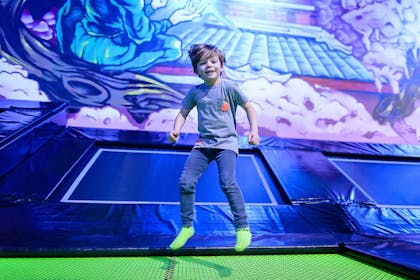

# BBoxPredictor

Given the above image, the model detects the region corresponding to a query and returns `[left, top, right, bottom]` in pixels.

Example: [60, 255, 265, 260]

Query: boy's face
[196, 55, 223, 85]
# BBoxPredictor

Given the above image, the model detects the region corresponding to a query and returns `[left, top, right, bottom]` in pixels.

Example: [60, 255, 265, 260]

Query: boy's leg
[215, 150, 252, 252]
[170, 148, 209, 250]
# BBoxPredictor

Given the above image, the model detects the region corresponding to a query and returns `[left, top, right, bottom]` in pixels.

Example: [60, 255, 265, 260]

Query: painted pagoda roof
[169, 20, 373, 83]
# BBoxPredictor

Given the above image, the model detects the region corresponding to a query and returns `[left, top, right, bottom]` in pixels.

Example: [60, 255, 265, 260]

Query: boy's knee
[219, 173, 237, 190]
[180, 178, 196, 194]
[180, 185, 195, 195]
[220, 182, 239, 193]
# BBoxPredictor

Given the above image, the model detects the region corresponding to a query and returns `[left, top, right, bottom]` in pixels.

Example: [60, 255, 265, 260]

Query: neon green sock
[235, 228, 252, 252]
[169, 227, 195, 250]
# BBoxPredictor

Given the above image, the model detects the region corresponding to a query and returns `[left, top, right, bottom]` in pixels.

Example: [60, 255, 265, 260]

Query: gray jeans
[179, 148, 248, 229]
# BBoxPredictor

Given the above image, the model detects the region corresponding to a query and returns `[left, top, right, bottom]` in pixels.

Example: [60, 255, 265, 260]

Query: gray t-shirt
[182, 79, 248, 154]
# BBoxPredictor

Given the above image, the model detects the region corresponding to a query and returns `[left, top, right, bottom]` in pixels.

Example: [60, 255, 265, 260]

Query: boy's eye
[198, 57, 219, 65]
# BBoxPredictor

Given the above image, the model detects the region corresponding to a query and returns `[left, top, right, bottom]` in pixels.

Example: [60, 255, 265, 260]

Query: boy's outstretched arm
[169, 108, 190, 143]
[241, 102, 260, 145]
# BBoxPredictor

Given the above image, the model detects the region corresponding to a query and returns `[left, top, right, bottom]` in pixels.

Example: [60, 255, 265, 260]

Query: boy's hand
[248, 132, 260, 146]
[169, 131, 179, 143]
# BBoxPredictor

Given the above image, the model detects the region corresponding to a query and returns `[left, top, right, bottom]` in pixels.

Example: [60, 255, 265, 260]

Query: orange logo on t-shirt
[221, 101, 229, 112]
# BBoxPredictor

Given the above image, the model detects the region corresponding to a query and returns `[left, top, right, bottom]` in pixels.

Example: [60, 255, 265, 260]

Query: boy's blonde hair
[188, 44, 226, 75]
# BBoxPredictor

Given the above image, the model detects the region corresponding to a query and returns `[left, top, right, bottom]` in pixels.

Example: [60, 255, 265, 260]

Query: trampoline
[59, 148, 281, 206]
[0, 100, 419, 279]
[0, 254, 406, 280]
[329, 157, 420, 208]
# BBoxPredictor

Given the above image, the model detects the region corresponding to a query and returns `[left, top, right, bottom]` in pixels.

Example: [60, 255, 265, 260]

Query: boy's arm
[169, 108, 190, 143]
[241, 101, 260, 145]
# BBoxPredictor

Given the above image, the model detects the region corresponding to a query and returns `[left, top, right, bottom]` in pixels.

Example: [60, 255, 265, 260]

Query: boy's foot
[235, 228, 252, 252]
[169, 227, 195, 250]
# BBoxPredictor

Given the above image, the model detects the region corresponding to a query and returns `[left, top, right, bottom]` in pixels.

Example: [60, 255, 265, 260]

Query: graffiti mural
[1, 0, 419, 144]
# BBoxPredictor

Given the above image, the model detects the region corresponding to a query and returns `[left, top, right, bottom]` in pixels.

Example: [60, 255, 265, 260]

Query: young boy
[168, 43, 259, 252]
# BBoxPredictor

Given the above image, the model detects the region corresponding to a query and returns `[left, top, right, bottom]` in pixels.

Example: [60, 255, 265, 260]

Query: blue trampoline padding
[0, 137, 93, 200]
[0, 99, 65, 144]
[331, 158, 420, 206]
[345, 205, 420, 235]
[345, 241, 420, 274]
[0, 201, 355, 254]
[259, 148, 371, 203]
[0, 101, 68, 178]
[71, 126, 420, 158]
[61, 148, 283, 205]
